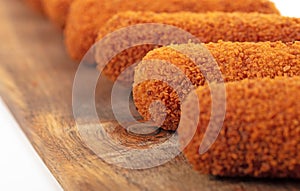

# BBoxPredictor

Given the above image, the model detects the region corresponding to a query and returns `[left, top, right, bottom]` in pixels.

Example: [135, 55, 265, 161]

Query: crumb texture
[133, 42, 300, 130]
[97, 11, 299, 83]
[182, 77, 300, 178]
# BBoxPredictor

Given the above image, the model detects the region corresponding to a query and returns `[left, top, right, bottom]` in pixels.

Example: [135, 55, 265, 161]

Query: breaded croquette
[65, 0, 279, 61]
[24, 0, 44, 13]
[133, 41, 300, 131]
[97, 11, 300, 83]
[43, 0, 73, 28]
[181, 77, 300, 178]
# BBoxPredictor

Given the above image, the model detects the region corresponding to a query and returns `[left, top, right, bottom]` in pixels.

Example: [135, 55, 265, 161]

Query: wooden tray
[0, 0, 299, 190]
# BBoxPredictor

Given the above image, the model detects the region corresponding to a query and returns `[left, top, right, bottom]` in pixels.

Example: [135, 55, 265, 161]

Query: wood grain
[0, 0, 299, 190]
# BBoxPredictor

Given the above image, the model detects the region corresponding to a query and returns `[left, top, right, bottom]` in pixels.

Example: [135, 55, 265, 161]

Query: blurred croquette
[43, 0, 73, 28]
[24, 0, 44, 13]
[65, 0, 279, 61]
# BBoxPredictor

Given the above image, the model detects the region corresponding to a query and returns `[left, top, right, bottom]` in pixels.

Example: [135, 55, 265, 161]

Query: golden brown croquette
[181, 77, 300, 178]
[24, 0, 44, 13]
[42, 0, 73, 28]
[96, 11, 300, 83]
[65, 0, 279, 61]
[133, 41, 300, 131]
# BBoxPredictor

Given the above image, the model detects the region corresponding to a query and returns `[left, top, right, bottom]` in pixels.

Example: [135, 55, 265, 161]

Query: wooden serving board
[0, 0, 299, 190]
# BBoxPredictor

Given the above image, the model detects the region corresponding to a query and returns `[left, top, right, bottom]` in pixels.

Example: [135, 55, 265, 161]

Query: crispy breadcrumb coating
[65, 0, 279, 61]
[181, 77, 300, 178]
[42, 0, 73, 28]
[97, 11, 300, 83]
[24, 0, 44, 13]
[133, 41, 300, 131]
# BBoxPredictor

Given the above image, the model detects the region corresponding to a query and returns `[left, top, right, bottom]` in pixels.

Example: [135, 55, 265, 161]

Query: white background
[0, 1, 299, 191]
[0, 98, 62, 190]
[271, 0, 300, 17]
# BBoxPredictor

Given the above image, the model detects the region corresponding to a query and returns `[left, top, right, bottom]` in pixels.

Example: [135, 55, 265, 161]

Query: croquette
[180, 77, 300, 178]
[42, 0, 73, 28]
[65, 0, 279, 61]
[133, 41, 300, 131]
[96, 11, 300, 83]
[24, 0, 44, 13]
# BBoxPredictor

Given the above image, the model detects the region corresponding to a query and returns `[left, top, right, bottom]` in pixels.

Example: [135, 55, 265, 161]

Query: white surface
[0, 1, 299, 191]
[0, 98, 62, 191]
[272, 0, 300, 17]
